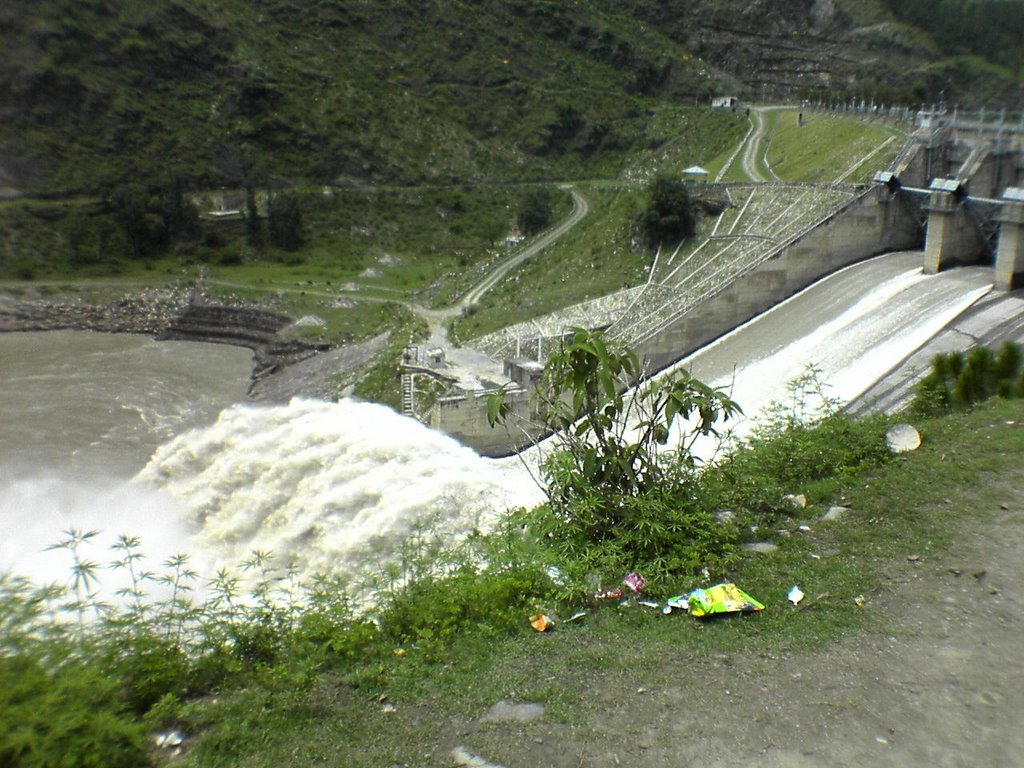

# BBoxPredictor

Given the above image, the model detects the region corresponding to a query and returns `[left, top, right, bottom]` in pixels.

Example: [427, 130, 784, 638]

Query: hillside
[2, 0, 1021, 198]
[0, 0, 722, 196]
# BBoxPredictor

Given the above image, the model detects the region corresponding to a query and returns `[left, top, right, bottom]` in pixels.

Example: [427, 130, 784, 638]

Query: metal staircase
[400, 373, 415, 417]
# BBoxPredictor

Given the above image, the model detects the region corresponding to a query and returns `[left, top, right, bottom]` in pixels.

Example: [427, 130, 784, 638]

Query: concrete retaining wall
[430, 387, 544, 458]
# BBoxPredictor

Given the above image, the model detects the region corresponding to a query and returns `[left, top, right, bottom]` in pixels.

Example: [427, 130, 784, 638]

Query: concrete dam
[417, 108, 1024, 456]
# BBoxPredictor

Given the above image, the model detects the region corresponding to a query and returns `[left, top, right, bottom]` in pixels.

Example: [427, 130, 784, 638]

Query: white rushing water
[673, 256, 993, 448]
[0, 254, 998, 590]
[134, 398, 545, 578]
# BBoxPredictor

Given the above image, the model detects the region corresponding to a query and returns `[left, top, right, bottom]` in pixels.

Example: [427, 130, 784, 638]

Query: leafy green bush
[378, 560, 555, 647]
[489, 328, 741, 591]
[370, 518, 555, 648]
[704, 366, 895, 523]
[0, 652, 153, 768]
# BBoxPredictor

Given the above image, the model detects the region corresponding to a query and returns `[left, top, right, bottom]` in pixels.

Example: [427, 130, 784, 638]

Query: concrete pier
[995, 188, 1024, 291]
[923, 178, 988, 273]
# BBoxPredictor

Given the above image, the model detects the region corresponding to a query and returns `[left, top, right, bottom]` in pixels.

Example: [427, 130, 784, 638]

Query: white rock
[886, 423, 921, 453]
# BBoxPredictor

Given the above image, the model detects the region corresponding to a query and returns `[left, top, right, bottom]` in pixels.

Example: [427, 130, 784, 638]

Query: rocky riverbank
[0, 285, 191, 336]
[0, 286, 346, 399]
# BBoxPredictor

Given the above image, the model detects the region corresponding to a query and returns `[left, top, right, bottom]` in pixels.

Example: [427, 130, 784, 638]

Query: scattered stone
[154, 731, 184, 749]
[784, 493, 807, 509]
[716, 509, 736, 525]
[480, 700, 545, 723]
[886, 423, 921, 453]
[822, 505, 850, 522]
[742, 542, 779, 554]
[290, 314, 326, 328]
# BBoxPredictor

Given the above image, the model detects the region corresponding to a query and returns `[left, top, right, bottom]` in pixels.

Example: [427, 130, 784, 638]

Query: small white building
[712, 95, 739, 109]
[683, 165, 709, 185]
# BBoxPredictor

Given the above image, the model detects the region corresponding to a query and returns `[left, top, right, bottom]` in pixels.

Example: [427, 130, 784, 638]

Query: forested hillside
[1, 0, 1021, 199]
[0, 0, 721, 196]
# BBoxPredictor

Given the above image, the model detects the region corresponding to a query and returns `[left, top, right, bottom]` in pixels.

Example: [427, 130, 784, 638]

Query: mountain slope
[0, 0, 717, 195]
[1, 0, 1020, 197]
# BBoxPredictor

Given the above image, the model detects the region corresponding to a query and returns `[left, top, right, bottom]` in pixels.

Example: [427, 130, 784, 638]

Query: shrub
[0, 649, 152, 768]
[704, 366, 895, 524]
[488, 328, 741, 590]
[913, 342, 1024, 415]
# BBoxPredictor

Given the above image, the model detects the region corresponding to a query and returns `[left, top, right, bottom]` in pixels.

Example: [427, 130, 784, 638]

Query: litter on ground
[687, 583, 765, 617]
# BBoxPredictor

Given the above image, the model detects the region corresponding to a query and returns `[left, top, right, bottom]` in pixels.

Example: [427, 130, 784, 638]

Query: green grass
[765, 108, 905, 183]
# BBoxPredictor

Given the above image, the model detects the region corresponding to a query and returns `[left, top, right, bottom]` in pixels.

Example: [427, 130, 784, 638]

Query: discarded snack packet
[623, 572, 646, 593]
[529, 614, 554, 632]
[687, 583, 764, 618]
[594, 588, 623, 600]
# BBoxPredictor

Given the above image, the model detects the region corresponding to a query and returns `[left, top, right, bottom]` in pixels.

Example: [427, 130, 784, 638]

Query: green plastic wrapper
[687, 583, 764, 617]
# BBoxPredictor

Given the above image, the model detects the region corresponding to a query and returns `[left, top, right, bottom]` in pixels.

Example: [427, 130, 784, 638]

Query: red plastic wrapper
[623, 572, 646, 593]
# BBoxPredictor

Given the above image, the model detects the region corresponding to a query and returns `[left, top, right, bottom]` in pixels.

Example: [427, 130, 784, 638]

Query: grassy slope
[178, 398, 1024, 767]
[764, 108, 904, 184]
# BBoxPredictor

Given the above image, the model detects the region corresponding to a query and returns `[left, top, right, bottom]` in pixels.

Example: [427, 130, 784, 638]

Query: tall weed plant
[489, 328, 742, 593]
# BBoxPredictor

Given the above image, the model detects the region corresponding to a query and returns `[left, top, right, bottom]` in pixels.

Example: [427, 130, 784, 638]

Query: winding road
[459, 188, 588, 310]
[414, 187, 589, 351]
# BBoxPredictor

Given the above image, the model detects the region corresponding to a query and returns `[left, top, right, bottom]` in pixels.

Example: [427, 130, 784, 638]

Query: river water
[0, 252, 997, 590]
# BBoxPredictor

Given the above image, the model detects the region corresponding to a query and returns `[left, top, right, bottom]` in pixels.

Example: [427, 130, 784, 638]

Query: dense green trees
[636, 175, 696, 251]
[268, 191, 305, 251]
[106, 176, 201, 260]
[516, 187, 554, 236]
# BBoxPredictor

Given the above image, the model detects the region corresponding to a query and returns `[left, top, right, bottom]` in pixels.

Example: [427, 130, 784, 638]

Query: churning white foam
[0, 475, 201, 595]
[135, 398, 544, 579]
